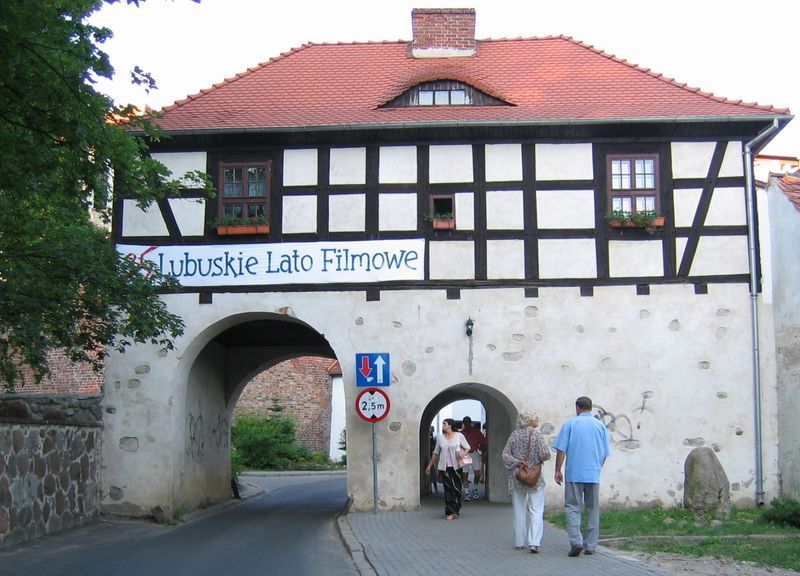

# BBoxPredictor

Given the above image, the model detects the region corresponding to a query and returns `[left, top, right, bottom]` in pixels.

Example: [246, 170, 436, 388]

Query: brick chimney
[411, 8, 476, 58]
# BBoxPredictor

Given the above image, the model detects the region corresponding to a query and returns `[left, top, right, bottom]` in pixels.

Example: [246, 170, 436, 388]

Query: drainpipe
[743, 118, 781, 506]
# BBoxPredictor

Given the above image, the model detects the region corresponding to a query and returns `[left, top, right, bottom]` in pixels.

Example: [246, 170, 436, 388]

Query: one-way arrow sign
[355, 353, 390, 387]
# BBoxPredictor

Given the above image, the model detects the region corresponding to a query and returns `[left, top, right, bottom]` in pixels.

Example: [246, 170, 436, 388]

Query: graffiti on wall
[188, 407, 229, 462]
[187, 409, 205, 462]
[212, 412, 229, 451]
[595, 391, 655, 450]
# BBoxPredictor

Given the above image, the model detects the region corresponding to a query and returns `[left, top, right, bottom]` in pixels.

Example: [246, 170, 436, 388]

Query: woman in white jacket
[425, 418, 471, 520]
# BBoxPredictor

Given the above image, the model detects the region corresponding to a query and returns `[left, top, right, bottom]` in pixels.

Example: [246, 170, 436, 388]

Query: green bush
[763, 497, 800, 528]
[232, 412, 307, 470]
[230, 446, 245, 480]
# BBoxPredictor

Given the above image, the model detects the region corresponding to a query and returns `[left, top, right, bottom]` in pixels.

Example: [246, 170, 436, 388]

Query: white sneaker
[472, 489, 479, 499]
[463, 492, 471, 501]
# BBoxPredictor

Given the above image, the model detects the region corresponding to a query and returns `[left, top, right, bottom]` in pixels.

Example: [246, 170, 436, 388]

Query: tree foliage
[0, 0, 207, 390]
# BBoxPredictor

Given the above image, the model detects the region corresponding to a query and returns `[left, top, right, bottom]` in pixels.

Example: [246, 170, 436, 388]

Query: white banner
[117, 239, 425, 287]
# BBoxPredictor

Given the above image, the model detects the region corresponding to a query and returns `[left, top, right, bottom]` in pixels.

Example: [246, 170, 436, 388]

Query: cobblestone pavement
[343, 493, 666, 576]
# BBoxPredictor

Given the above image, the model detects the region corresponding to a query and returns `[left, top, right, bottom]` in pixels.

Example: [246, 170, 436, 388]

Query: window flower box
[216, 224, 270, 236]
[608, 216, 664, 229]
[606, 210, 664, 234]
[431, 218, 456, 230]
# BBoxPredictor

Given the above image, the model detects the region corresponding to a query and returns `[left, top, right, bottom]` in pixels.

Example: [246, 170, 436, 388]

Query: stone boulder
[683, 447, 731, 514]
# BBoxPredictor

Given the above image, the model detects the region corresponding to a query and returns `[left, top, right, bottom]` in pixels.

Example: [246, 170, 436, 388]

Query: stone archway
[102, 310, 338, 519]
[419, 383, 518, 504]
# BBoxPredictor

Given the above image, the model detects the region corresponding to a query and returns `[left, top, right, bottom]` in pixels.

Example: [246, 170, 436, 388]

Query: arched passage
[419, 383, 518, 504]
[173, 312, 338, 516]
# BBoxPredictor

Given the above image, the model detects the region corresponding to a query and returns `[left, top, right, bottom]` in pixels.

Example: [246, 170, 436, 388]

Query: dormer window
[383, 80, 507, 108]
[419, 88, 467, 106]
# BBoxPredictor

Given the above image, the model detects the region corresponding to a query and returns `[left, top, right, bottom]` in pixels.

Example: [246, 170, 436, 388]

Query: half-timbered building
[105, 8, 793, 517]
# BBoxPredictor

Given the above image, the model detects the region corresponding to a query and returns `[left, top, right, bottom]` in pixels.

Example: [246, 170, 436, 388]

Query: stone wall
[235, 357, 335, 453]
[0, 395, 102, 549]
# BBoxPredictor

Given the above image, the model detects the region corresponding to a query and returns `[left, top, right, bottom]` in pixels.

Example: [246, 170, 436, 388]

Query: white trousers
[511, 485, 545, 548]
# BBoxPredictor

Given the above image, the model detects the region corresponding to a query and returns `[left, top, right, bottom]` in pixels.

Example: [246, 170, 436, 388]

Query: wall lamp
[465, 317, 474, 337]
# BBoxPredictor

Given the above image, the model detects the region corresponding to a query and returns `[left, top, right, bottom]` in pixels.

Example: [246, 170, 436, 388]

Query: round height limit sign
[355, 388, 390, 423]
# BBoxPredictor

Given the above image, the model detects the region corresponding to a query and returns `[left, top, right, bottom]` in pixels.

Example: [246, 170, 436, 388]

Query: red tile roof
[777, 173, 800, 212]
[153, 36, 790, 132]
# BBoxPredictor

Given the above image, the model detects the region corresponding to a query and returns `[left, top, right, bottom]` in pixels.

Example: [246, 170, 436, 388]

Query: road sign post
[355, 388, 390, 513]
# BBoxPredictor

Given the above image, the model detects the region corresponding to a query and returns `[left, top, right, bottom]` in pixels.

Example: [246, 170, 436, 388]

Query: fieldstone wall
[0, 395, 102, 549]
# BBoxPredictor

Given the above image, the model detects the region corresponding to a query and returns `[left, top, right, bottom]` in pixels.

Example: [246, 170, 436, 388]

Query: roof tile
[152, 36, 789, 132]
[778, 173, 800, 212]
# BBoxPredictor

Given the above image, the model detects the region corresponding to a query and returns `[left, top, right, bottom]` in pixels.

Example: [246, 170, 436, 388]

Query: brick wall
[235, 357, 335, 453]
[411, 8, 476, 52]
[2, 350, 103, 395]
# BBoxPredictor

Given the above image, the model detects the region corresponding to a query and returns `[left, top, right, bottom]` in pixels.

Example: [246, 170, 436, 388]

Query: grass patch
[546, 504, 800, 572]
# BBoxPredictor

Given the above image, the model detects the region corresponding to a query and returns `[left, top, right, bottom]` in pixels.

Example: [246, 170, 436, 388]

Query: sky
[90, 0, 799, 156]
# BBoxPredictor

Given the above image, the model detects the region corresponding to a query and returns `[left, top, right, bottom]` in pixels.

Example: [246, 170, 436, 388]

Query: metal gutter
[743, 118, 782, 506]
[131, 114, 793, 137]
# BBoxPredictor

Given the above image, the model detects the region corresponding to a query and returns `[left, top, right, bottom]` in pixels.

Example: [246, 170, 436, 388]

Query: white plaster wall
[719, 141, 744, 178]
[169, 198, 206, 237]
[150, 151, 208, 185]
[688, 236, 750, 276]
[429, 145, 473, 183]
[122, 200, 168, 237]
[609, 241, 664, 277]
[486, 240, 525, 279]
[177, 342, 230, 510]
[104, 282, 780, 515]
[329, 194, 366, 232]
[486, 190, 524, 230]
[454, 192, 475, 230]
[538, 239, 597, 279]
[535, 144, 594, 181]
[671, 142, 716, 179]
[379, 193, 417, 231]
[673, 189, 702, 228]
[329, 375, 346, 462]
[758, 186, 774, 305]
[330, 147, 366, 185]
[537, 190, 595, 229]
[282, 195, 317, 234]
[283, 149, 318, 186]
[766, 182, 800, 498]
[674, 186, 746, 228]
[379, 146, 417, 183]
[485, 143, 522, 182]
[429, 241, 475, 279]
[102, 339, 181, 516]
[706, 187, 746, 226]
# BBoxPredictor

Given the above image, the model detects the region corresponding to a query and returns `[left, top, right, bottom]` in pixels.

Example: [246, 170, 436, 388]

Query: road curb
[336, 515, 378, 576]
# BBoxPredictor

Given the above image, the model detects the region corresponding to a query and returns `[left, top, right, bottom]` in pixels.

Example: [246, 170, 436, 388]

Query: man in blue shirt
[553, 396, 610, 557]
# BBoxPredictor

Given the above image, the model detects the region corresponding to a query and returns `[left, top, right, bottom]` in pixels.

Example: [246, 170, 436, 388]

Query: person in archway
[502, 409, 551, 553]
[429, 426, 439, 494]
[553, 396, 610, 557]
[459, 416, 485, 500]
[480, 421, 488, 488]
[425, 418, 470, 520]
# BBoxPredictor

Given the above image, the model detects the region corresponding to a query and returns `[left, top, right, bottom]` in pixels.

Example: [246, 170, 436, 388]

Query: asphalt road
[0, 473, 356, 576]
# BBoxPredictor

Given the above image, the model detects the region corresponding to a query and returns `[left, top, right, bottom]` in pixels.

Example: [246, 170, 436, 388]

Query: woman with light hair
[502, 409, 551, 552]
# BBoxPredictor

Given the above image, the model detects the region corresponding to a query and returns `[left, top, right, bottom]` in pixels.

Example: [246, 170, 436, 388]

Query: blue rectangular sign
[355, 353, 390, 387]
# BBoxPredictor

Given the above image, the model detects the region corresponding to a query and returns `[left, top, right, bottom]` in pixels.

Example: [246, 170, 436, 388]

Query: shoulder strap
[526, 429, 532, 463]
